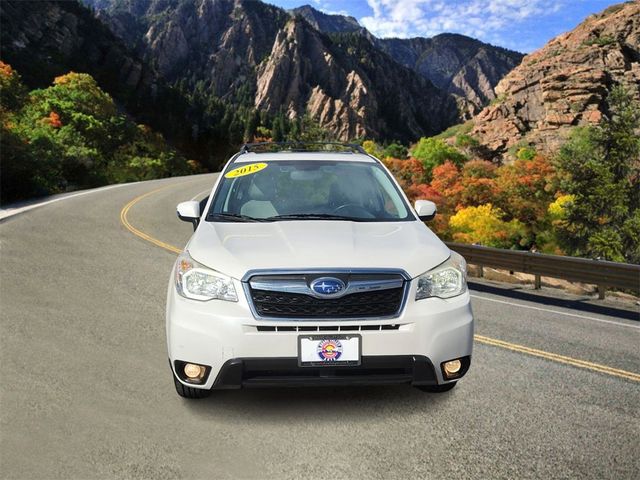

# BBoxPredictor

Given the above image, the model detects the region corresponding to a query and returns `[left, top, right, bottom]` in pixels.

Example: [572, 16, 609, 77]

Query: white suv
[167, 143, 473, 398]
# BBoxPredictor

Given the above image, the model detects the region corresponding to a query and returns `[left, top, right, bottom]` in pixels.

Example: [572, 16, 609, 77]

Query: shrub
[449, 204, 525, 248]
[0, 65, 195, 203]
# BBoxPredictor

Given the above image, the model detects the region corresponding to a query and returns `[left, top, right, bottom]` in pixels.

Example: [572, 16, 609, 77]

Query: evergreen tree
[383, 142, 408, 159]
[271, 111, 285, 142]
[243, 109, 258, 142]
[555, 86, 640, 262]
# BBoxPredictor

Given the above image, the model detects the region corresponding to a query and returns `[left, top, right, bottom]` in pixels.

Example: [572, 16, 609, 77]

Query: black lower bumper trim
[212, 355, 443, 389]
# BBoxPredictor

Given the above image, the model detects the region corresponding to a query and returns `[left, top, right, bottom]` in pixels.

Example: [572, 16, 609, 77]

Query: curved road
[1, 174, 639, 479]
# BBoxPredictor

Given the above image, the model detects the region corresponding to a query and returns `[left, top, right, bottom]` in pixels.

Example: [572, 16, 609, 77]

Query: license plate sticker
[298, 335, 361, 366]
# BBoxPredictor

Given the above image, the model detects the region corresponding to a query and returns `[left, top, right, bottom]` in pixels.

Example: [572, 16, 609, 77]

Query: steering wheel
[332, 203, 374, 218]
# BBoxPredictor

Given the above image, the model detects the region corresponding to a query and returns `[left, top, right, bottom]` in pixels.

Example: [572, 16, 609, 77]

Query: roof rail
[240, 141, 367, 154]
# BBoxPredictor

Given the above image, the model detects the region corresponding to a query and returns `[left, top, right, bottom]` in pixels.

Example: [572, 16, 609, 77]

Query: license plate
[298, 335, 361, 367]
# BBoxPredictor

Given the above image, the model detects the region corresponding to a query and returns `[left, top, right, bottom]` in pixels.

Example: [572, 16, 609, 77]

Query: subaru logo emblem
[311, 277, 345, 296]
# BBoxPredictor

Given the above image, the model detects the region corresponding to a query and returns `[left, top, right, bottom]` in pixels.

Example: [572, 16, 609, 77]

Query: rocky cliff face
[9, 0, 523, 143]
[378, 34, 523, 116]
[469, 2, 640, 159]
[255, 18, 457, 140]
[0, 0, 153, 93]
[291, 5, 361, 34]
[83, 0, 458, 141]
[0, 0, 251, 166]
[254, 19, 372, 140]
[87, 0, 289, 97]
[291, 5, 523, 116]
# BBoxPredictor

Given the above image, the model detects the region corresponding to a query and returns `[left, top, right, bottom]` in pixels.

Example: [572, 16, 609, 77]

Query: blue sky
[268, 0, 619, 52]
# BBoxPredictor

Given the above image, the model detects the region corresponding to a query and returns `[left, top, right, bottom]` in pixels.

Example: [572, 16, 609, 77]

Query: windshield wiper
[266, 213, 365, 221]
[206, 213, 270, 222]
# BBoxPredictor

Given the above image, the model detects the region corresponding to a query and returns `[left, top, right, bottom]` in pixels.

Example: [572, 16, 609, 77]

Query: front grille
[251, 289, 403, 318]
[245, 272, 407, 319]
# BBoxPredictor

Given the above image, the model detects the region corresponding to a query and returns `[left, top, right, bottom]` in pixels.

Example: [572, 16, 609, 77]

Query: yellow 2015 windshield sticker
[224, 163, 268, 178]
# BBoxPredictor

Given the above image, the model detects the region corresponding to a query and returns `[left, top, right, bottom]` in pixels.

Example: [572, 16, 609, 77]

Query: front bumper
[167, 277, 474, 390]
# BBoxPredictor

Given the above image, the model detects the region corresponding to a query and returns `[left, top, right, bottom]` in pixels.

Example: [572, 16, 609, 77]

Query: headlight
[415, 252, 467, 300]
[175, 251, 238, 302]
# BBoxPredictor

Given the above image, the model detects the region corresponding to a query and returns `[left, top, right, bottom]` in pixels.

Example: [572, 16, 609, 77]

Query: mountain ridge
[291, 4, 361, 33]
[83, 0, 526, 139]
[82, 0, 460, 141]
[291, 4, 524, 115]
[467, 1, 640, 160]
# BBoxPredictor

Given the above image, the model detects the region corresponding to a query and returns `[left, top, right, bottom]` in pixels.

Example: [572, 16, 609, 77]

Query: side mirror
[415, 200, 437, 221]
[177, 201, 201, 230]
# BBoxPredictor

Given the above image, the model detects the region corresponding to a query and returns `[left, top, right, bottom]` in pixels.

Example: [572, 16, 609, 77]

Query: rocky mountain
[83, 0, 457, 141]
[0, 0, 242, 166]
[469, 1, 640, 159]
[255, 18, 457, 140]
[291, 5, 523, 115]
[377, 34, 523, 116]
[0, 0, 153, 95]
[86, 0, 289, 96]
[291, 5, 361, 34]
[3, 0, 524, 147]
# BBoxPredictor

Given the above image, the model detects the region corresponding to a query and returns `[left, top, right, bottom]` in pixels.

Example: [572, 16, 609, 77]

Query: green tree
[555, 86, 640, 262]
[383, 142, 408, 160]
[411, 137, 467, 179]
[19, 72, 133, 187]
[0, 62, 64, 201]
[227, 113, 244, 146]
[291, 114, 332, 142]
[271, 111, 286, 142]
[243, 109, 259, 142]
[0, 62, 26, 112]
[1, 65, 194, 202]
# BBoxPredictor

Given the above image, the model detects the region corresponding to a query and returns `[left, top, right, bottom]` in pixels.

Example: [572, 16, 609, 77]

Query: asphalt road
[1, 174, 639, 480]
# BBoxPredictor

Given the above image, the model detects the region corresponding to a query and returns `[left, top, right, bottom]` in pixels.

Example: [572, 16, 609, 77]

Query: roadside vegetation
[0, 62, 197, 203]
[365, 86, 639, 263]
[2, 60, 637, 263]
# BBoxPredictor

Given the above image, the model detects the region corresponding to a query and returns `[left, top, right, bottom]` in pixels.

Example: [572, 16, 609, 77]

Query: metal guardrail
[445, 242, 640, 299]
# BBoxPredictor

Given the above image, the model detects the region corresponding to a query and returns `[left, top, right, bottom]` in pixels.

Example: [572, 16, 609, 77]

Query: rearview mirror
[415, 200, 437, 221]
[177, 201, 201, 230]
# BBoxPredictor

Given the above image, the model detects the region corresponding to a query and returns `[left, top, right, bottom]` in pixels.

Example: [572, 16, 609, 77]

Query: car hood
[187, 220, 450, 280]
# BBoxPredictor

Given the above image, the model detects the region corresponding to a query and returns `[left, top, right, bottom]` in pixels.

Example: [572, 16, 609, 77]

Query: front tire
[414, 381, 457, 393]
[173, 374, 211, 399]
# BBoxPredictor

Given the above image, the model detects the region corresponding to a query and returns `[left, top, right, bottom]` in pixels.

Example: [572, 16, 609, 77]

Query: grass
[433, 120, 475, 140]
[583, 36, 616, 47]
[489, 93, 508, 106]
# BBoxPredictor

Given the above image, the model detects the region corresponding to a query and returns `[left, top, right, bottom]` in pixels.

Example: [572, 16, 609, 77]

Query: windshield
[207, 160, 413, 222]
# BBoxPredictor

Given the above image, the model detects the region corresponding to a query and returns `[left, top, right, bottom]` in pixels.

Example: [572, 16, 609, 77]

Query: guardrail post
[598, 285, 606, 300]
[479, 265, 484, 278]
[534, 274, 541, 290]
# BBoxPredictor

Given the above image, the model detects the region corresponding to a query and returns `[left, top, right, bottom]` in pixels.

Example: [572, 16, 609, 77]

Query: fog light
[184, 363, 204, 380]
[443, 359, 462, 378]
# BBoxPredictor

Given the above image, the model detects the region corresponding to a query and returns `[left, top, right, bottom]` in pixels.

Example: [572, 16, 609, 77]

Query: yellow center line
[120, 183, 640, 383]
[120, 184, 183, 254]
[475, 335, 640, 382]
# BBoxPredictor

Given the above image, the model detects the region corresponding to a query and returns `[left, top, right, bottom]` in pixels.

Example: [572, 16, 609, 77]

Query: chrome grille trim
[248, 277, 404, 299]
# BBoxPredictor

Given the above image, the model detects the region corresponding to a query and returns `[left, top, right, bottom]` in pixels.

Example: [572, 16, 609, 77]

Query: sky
[268, 0, 620, 52]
